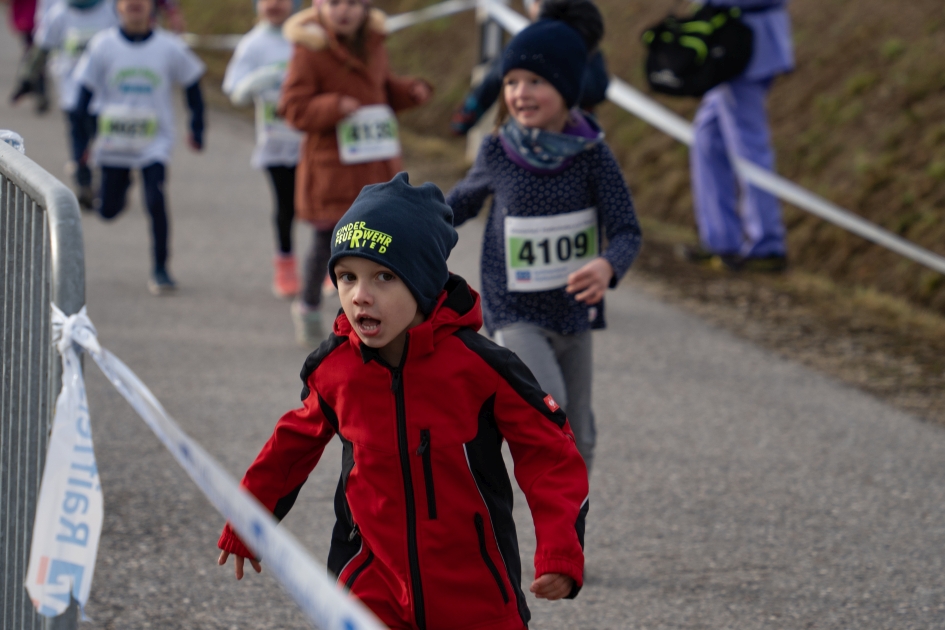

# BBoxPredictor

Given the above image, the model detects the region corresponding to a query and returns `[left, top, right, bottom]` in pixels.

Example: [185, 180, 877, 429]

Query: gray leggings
[301, 228, 334, 308]
[494, 323, 596, 475]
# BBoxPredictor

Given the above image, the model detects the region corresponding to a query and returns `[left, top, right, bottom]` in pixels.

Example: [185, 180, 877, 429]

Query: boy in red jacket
[217, 172, 588, 630]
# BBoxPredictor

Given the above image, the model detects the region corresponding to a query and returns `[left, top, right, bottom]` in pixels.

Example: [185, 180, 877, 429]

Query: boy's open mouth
[357, 315, 381, 333]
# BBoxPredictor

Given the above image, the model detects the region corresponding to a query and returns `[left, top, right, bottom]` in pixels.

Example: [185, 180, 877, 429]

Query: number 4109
[517, 233, 593, 266]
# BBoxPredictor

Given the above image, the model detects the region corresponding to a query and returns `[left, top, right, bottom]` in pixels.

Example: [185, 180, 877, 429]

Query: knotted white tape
[26, 306, 103, 619]
[27, 305, 385, 630]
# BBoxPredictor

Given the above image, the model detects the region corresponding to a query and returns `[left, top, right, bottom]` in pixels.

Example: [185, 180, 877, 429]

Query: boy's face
[258, 0, 294, 26]
[116, 0, 153, 26]
[335, 256, 424, 362]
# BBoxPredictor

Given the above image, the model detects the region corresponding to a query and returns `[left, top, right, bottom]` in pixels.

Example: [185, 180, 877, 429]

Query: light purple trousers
[690, 77, 786, 258]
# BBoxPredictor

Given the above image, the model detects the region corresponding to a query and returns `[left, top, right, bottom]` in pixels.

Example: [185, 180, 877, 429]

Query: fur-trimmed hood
[282, 6, 387, 51]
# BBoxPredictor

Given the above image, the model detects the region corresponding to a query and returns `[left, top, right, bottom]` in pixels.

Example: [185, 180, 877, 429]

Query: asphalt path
[3, 21, 945, 629]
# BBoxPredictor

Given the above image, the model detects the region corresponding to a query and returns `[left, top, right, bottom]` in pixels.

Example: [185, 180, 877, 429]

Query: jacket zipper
[344, 550, 375, 590]
[416, 429, 437, 519]
[389, 343, 426, 630]
[474, 513, 510, 604]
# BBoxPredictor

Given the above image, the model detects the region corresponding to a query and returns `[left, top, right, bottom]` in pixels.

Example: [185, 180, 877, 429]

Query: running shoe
[291, 300, 323, 348]
[148, 268, 178, 296]
[272, 254, 299, 299]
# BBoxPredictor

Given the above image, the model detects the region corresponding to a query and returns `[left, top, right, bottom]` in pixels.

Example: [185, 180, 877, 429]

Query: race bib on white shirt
[96, 104, 159, 154]
[504, 207, 599, 292]
[256, 90, 301, 143]
[337, 105, 401, 165]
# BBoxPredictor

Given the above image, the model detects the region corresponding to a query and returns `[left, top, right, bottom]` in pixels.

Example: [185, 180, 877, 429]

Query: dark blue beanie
[501, 19, 588, 109]
[328, 173, 458, 315]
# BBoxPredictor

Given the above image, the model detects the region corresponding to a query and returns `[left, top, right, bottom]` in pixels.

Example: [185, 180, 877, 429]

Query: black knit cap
[328, 172, 458, 315]
[501, 19, 588, 109]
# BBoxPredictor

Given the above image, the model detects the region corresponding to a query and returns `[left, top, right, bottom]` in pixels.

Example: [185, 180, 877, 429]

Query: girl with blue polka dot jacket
[445, 18, 641, 474]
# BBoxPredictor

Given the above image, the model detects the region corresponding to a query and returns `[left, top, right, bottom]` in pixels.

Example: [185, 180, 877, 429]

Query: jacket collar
[282, 6, 387, 52]
[333, 274, 484, 365]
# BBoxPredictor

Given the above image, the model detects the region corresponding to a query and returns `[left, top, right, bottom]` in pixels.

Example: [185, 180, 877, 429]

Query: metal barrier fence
[0, 140, 85, 630]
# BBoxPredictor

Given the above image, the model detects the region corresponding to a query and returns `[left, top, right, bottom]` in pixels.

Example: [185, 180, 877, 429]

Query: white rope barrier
[386, 0, 478, 33]
[27, 306, 386, 630]
[478, 0, 945, 275]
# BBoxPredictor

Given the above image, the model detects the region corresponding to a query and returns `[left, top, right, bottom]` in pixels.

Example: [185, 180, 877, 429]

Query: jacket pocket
[416, 429, 437, 519]
[344, 550, 375, 591]
[474, 513, 510, 604]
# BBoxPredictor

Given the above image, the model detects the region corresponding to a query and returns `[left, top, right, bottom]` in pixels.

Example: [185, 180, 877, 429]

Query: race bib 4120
[504, 207, 598, 292]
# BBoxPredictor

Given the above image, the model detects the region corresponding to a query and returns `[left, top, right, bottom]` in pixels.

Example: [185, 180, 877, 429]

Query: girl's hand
[566, 257, 614, 305]
[530, 573, 574, 600]
[218, 549, 262, 580]
[339, 96, 361, 116]
[410, 80, 432, 105]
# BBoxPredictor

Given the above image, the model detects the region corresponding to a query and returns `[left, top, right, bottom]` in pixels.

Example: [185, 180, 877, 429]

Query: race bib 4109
[504, 207, 598, 292]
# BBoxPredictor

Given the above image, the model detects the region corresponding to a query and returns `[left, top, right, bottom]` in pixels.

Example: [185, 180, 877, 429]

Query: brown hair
[322, 2, 371, 63]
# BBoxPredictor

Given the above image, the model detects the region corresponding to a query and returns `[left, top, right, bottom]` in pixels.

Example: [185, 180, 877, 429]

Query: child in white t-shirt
[35, 0, 118, 209]
[223, 0, 303, 299]
[74, 0, 205, 295]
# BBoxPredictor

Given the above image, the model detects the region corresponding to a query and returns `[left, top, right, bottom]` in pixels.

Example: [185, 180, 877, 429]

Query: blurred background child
[223, 0, 304, 299]
[74, 0, 205, 294]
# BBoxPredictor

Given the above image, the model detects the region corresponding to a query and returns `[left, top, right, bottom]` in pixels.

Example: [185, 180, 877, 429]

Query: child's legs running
[549, 330, 596, 473]
[265, 166, 296, 255]
[495, 323, 596, 474]
[300, 228, 333, 308]
[98, 166, 132, 219]
[140, 163, 169, 271]
[494, 322, 569, 415]
[65, 108, 94, 187]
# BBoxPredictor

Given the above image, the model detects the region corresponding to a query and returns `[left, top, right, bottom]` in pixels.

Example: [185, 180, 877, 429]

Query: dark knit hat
[328, 172, 458, 315]
[501, 19, 588, 109]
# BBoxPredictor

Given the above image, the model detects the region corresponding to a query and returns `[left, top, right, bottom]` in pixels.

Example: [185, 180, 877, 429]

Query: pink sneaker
[273, 255, 299, 299]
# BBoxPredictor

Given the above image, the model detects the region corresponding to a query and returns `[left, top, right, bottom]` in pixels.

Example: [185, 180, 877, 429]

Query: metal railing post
[0, 140, 85, 630]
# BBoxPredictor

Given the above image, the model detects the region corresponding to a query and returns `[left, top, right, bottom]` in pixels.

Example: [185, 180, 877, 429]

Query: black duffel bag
[642, 5, 754, 97]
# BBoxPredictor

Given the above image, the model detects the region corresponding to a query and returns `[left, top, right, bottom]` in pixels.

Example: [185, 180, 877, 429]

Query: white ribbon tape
[25, 306, 104, 619]
[28, 305, 386, 630]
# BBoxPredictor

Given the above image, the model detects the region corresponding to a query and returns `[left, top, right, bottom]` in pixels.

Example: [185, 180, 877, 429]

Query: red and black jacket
[219, 276, 589, 630]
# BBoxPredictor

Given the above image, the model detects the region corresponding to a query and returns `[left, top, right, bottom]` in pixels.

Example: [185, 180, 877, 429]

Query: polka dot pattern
[446, 135, 642, 335]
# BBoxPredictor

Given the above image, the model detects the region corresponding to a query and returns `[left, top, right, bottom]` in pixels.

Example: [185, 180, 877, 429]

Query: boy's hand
[217, 549, 261, 580]
[530, 573, 574, 600]
[566, 257, 614, 305]
[188, 134, 203, 152]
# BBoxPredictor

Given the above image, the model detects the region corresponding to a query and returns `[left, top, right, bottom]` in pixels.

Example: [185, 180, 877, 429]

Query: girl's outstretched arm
[444, 141, 494, 228]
